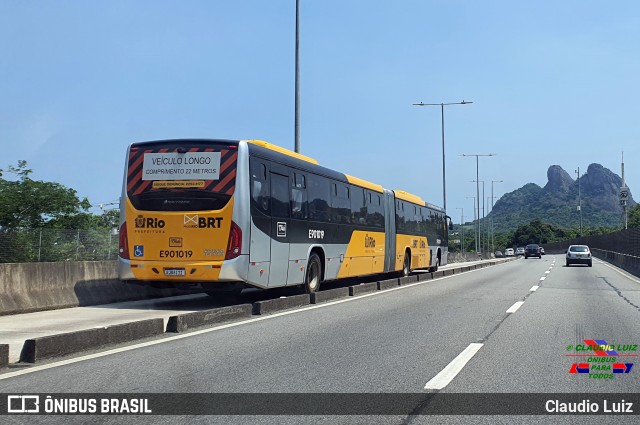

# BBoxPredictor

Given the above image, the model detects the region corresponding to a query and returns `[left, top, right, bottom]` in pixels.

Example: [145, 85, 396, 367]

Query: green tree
[629, 204, 640, 228]
[0, 160, 91, 229]
[0, 161, 121, 262]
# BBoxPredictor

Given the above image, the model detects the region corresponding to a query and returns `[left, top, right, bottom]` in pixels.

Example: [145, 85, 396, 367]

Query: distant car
[566, 245, 592, 267]
[494, 250, 503, 258]
[540, 247, 545, 255]
[504, 248, 515, 257]
[524, 244, 541, 259]
[515, 247, 525, 256]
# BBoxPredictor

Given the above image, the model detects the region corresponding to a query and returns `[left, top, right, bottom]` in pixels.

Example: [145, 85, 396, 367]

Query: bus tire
[402, 251, 411, 277]
[429, 255, 439, 273]
[304, 253, 322, 293]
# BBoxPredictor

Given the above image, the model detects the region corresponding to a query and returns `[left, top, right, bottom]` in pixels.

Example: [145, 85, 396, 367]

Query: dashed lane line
[506, 301, 525, 313]
[424, 343, 484, 390]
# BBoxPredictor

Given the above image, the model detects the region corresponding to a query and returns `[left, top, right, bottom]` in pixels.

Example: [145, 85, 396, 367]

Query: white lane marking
[545, 271, 550, 274]
[530, 286, 539, 292]
[424, 343, 483, 390]
[506, 301, 525, 313]
[539, 277, 546, 281]
[0, 262, 516, 381]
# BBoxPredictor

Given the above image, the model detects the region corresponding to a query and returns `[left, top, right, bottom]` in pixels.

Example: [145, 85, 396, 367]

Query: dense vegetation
[451, 218, 618, 253]
[0, 161, 118, 262]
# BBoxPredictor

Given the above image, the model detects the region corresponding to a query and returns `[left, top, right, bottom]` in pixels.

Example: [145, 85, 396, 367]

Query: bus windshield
[126, 141, 238, 212]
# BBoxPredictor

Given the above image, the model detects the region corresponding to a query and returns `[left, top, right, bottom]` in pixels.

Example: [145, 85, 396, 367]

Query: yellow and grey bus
[118, 139, 450, 297]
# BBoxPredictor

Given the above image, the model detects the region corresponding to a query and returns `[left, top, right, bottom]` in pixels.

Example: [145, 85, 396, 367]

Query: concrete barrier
[0, 261, 182, 316]
[252, 294, 311, 315]
[166, 305, 253, 333]
[0, 256, 518, 317]
[0, 344, 8, 369]
[20, 318, 164, 363]
[349, 282, 378, 296]
[592, 249, 640, 277]
[416, 273, 433, 282]
[310, 288, 350, 304]
[377, 279, 400, 291]
[399, 275, 419, 285]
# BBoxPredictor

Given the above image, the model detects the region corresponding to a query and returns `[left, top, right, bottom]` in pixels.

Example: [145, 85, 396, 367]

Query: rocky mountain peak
[490, 162, 635, 232]
[544, 165, 573, 193]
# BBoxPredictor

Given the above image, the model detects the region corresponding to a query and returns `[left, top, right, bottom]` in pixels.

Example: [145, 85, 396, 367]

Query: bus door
[383, 189, 396, 272]
[268, 171, 291, 287]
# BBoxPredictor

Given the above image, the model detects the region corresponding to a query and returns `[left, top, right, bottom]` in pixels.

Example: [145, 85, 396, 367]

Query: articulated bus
[118, 139, 451, 297]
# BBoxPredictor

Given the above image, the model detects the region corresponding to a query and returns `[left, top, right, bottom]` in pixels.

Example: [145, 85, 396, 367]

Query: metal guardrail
[543, 228, 640, 257]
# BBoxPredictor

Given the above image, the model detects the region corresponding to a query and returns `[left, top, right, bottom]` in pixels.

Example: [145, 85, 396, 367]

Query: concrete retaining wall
[592, 249, 640, 277]
[0, 261, 181, 316]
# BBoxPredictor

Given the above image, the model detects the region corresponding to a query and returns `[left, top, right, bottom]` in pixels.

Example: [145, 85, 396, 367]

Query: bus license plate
[164, 268, 186, 276]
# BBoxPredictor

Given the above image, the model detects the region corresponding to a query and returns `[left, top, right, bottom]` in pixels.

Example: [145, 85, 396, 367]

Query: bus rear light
[119, 223, 130, 259]
[225, 221, 242, 260]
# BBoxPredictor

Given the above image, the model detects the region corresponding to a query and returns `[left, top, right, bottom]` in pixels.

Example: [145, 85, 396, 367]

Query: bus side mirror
[446, 215, 453, 230]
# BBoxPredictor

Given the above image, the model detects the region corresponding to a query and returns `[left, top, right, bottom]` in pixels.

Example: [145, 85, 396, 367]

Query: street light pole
[466, 196, 477, 253]
[462, 153, 494, 255]
[471, 180, 485, 253]
[413, 100, 472, 212]
[294, 0, 301, 153]
[486, 196, 491, 253]
[575, 167, 583, 236]
[456, 207, 464, 253]
[491, 180, 502, 252]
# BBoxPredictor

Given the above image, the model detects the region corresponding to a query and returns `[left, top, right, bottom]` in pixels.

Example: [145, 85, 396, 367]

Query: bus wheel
[429, 256, 439, 273]
[402, 252, 411, 277]
[304, 253, 322, 293]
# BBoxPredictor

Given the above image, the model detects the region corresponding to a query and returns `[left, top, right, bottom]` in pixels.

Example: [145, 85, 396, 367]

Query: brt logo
[135, 215, 165, 229]
[183, 214, 224, 229]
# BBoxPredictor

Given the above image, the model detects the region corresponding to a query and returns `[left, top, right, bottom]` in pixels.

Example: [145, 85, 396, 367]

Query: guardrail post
[37, 228, 42, 262]
[75, 230, 80, 261]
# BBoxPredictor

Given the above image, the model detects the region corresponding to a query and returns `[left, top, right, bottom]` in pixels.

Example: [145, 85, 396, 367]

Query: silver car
[566, 245, 592, 267]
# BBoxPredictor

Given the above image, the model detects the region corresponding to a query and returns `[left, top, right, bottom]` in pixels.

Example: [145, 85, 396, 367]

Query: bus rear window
[126, 142, 237, 211]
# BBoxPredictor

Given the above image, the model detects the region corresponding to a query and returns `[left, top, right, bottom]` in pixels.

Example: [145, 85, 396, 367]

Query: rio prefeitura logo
[567, 339, 637, 379]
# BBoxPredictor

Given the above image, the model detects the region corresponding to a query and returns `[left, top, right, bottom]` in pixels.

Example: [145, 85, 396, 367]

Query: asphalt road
[2, 256, 639, 424]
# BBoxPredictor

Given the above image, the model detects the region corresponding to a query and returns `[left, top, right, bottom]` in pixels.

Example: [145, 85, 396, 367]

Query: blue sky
[2, 1, 639, 223]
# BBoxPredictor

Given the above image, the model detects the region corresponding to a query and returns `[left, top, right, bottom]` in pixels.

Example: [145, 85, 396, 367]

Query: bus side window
[308, 174, 330, 222]
[331, 183, 350, 224]
[366, 191, 384, 228]
[291, 172, 308, 219]
[270, 173, 290, 218]
[375, 194, 384, 228]
[350, 186, 366, 225]
[396, 201, 405, 233]
[251, 161, 269, 214]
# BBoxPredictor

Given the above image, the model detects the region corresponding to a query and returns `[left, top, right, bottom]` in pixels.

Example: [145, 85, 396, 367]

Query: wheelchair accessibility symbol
[134, 245, 144, 257]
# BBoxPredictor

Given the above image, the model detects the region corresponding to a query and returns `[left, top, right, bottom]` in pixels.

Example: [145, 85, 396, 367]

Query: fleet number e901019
[160, 250, 193, 258]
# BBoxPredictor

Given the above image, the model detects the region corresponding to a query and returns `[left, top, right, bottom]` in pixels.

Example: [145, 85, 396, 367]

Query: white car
[566, 245, 592, 267]
[515, 247, 525, 256]
[505, 248, 515, 256]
